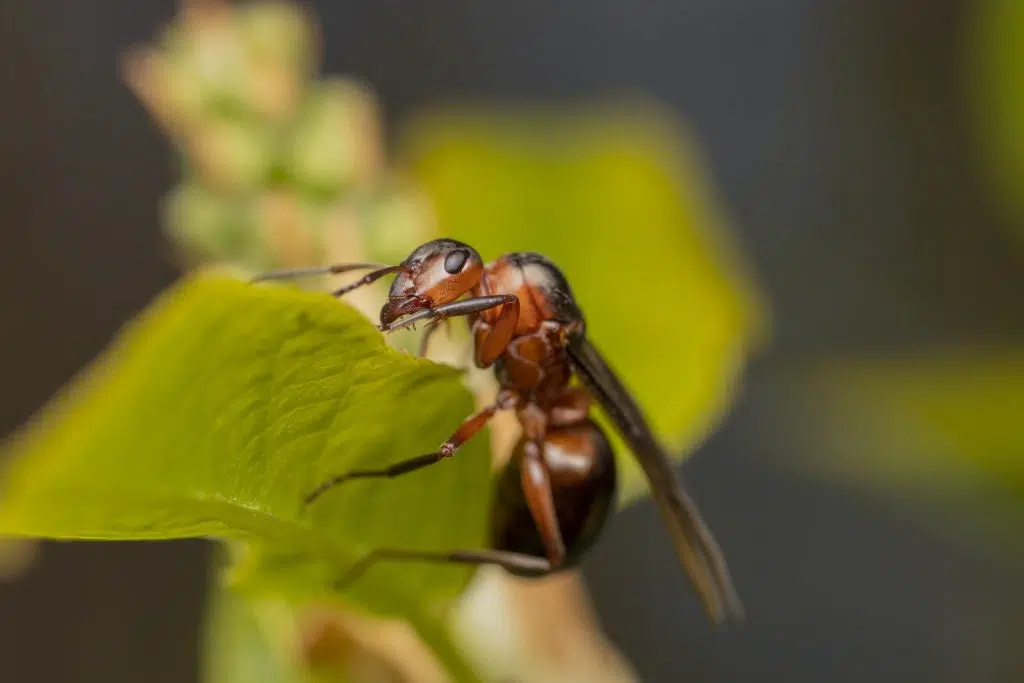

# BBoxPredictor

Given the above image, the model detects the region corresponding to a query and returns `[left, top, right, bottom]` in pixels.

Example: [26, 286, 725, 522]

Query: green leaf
[401, 105, 766, 503]
[0, 273, 488, 681]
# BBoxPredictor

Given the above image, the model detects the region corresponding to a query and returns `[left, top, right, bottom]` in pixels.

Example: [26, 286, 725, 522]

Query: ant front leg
[415, 296, 518, 360]
[473, 296, 520, 367]
[417, 318, 452, 358]
[304, 390, 518, 505]
[380, 295, 518, 334]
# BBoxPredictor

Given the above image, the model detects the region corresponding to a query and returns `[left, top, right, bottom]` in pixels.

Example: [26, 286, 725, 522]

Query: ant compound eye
[444, 248, 470, 274]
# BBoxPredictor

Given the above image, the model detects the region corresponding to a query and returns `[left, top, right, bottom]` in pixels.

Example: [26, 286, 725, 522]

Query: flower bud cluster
[125, 0, 430, 274]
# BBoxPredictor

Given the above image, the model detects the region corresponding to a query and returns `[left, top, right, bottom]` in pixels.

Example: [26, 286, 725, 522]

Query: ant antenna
[332, 264, 407, 298]
[252, 263, 391, 283]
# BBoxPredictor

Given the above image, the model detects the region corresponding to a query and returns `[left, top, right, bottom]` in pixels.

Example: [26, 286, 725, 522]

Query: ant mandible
[255, 238, 743, 624]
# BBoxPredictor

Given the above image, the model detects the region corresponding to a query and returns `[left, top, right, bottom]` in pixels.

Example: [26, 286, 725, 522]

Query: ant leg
[304, 391, 517, 505]
[473, 297, 520, 367]
[419, 318, 456, 358]
[335, 548, 551, 590]
[418, 320, 441, 358]
[380, 295, 517, 333]
[520, 440, 567, 568]
[252, 263, 390, 283]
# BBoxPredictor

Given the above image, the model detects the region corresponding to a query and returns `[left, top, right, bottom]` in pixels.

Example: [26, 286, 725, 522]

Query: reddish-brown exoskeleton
[255, 238, 742, 623]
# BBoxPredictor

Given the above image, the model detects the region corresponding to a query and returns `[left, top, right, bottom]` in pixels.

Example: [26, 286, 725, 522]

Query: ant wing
[566, 333, 743, 624]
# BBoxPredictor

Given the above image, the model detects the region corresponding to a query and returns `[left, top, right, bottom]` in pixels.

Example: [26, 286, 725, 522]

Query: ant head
[381, 238, 484, 326]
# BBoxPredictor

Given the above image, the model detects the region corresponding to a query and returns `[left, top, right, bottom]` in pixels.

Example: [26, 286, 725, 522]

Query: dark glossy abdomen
[489, 419, 617, 577]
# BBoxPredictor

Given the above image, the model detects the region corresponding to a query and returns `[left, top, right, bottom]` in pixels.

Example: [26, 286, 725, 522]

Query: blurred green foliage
[785, 2, 1024, 528]
[0, 275, 486, 681]
[969, 0, 1024, 237]
[203, 575, 309, 683]
[791, 351, 1024, 504]
[126, 1, 423, 277]
[403, 107, 766, 503]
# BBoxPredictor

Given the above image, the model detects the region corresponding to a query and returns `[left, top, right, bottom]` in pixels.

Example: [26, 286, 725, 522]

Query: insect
[255, 238, 743, 623]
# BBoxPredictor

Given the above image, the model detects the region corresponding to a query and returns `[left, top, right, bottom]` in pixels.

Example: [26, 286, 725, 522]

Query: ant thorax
[477, 252, 585, 336]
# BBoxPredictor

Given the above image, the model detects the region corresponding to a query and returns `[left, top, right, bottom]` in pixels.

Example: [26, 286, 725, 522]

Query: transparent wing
[567, 333, 743, 623]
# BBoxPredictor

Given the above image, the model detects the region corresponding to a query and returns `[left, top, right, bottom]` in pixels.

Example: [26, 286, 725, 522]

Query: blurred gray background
[2, 1, 1024, 682]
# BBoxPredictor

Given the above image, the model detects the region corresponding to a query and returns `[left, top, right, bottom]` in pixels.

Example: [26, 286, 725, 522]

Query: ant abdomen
[489, 419, 617, 576]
